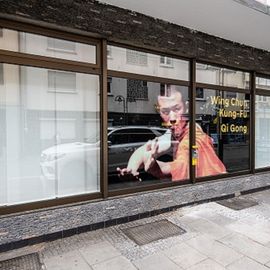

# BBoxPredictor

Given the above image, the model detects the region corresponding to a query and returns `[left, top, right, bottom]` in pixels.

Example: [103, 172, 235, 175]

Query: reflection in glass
[196, 89, 250, 177]
[0, 28, 96, 63]
[196, 63, 250, 89]
[255, 95, 270, 168]
[256, 77, 270, 90]
[0, 64, 100, 206]
[108, 46, 189, 81]
[108, 77, 190, 190]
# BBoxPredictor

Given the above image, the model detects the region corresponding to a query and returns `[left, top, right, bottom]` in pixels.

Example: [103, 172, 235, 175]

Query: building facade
[0, 0, 270, 251]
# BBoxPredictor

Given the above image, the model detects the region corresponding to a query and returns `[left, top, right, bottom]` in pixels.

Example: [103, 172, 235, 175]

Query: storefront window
[108, 46, 189, 81]
[108, 78, 190, 190]
[255, 95, 270, 168]
[196, 63, 250, 89]
[0, 64, 100, 206]
[195, 89, 250, 177]
[256, 77, 270, 90]
[0, 28, 96, 63]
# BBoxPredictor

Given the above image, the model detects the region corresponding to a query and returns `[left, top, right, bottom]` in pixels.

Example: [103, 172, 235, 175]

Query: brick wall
[0, 0, 270, 74]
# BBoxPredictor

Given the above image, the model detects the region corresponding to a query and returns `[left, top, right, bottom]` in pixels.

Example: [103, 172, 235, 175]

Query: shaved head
[157, 84, 186, 139]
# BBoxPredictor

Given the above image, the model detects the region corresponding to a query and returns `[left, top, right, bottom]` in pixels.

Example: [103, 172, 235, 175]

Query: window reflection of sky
[256, 0, 270, 6]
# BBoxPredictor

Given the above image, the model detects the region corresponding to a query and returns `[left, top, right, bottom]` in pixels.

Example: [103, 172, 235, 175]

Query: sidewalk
[1, 189, 270, 270]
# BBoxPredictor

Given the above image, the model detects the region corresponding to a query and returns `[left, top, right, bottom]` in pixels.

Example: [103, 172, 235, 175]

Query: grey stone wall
[0, 0, 270, 75]
[0, 172, 270, 249]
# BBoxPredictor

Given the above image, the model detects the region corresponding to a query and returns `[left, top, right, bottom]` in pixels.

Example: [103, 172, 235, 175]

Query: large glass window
[256, 77, 270, 90]
[0, 64, 100, 206]
[108, 78, 190, 190]
[255, 95, 270, 168]
[195, 89, 250, 177]
[196, 64, 250, 89]
[0, 28, 96, 63]
[108, 46, 189, 81]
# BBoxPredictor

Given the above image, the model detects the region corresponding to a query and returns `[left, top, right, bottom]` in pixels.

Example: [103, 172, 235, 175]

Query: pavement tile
[92, 256, 137, 270]
[186, 235, 243, 266]
[35, 190, 270, 270]
[187, 258, 225, 270]
[133, 253, 183, 270]
[79, 241, 121, 265]
[226, 220, 270, 245]
[43, 250, 92, 270]
[248, 191, 270, 205]
[187, 218, 232, 240]
[226, 256, 269, 270]
[219, 233, 270, 264]
[163, 242, 207, 269]
[196, 211, 235, 227]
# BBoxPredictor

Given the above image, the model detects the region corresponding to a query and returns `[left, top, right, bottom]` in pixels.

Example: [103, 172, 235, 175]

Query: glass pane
[196, 63, 250, 89]
[0, 64, 100, 206]
[256, 77, 270, 90]
[195, 89, 250, 177]
[0, 28, 96, 64]
[108, 78, 190, 190]
[108, 46, 189, 81]
[255, 95, 270, 168]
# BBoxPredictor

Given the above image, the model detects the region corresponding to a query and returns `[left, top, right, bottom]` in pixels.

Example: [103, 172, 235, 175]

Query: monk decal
[117, 85, 226, 181]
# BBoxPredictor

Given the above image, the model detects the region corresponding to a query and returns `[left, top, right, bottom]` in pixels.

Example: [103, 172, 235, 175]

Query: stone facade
[0, 172, 270, 251]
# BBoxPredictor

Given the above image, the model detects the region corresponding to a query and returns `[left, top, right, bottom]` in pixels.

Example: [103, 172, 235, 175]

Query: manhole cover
[217, 197, 258, 210]
[0, 253, 42, 270]
[122, 219, 186, 246]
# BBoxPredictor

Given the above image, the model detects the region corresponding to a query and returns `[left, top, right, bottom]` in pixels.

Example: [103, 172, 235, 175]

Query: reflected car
[40, 126, 167, 187]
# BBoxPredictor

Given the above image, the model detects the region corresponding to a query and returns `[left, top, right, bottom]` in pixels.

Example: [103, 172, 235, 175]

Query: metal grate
[122, 219, 186, 246]
[217, 197, 258, 210]
[0, 253, 42, 270]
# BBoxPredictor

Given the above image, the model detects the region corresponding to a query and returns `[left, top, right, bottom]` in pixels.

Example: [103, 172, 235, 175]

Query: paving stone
[92, 256, 137, 270]
[194, 211, 235, 227]
[226, 220, 270, 245]
[43, 250, 91, 270]
[186, 235, 243, 266]
[219, 233, 270, 264]
[133, 253, 183, 270]
[163, 242, 207, 269]
[7, 189, 270, 270]
[187, 218, 232, 240]
[187, 258, 225, 270]
[79, 241, 121, 265]
[227, 256, 270, 270]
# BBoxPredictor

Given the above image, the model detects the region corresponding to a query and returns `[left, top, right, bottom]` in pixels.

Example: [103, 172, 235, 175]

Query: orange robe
[170, 124, 226, 181]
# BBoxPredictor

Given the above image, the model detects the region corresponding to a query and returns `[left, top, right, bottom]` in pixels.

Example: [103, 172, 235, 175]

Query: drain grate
[0, 253, 42, 270]
[122, 219, 186, 246]
[217, 197, 258, 210]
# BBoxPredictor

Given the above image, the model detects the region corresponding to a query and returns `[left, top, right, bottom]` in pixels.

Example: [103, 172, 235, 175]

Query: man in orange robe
[170, 122, 226, 180]
[118, 85, 226, 181]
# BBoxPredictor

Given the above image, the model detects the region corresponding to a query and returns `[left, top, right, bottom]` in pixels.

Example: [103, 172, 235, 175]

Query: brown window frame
[254, 73, 270, 173]
[0, 18, 268, 214]
[107, 43, 191, 197]
[0, 19, 104, 215]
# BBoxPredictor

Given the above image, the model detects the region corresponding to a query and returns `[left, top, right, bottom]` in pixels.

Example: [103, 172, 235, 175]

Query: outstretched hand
[116, 167, 142, 181]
